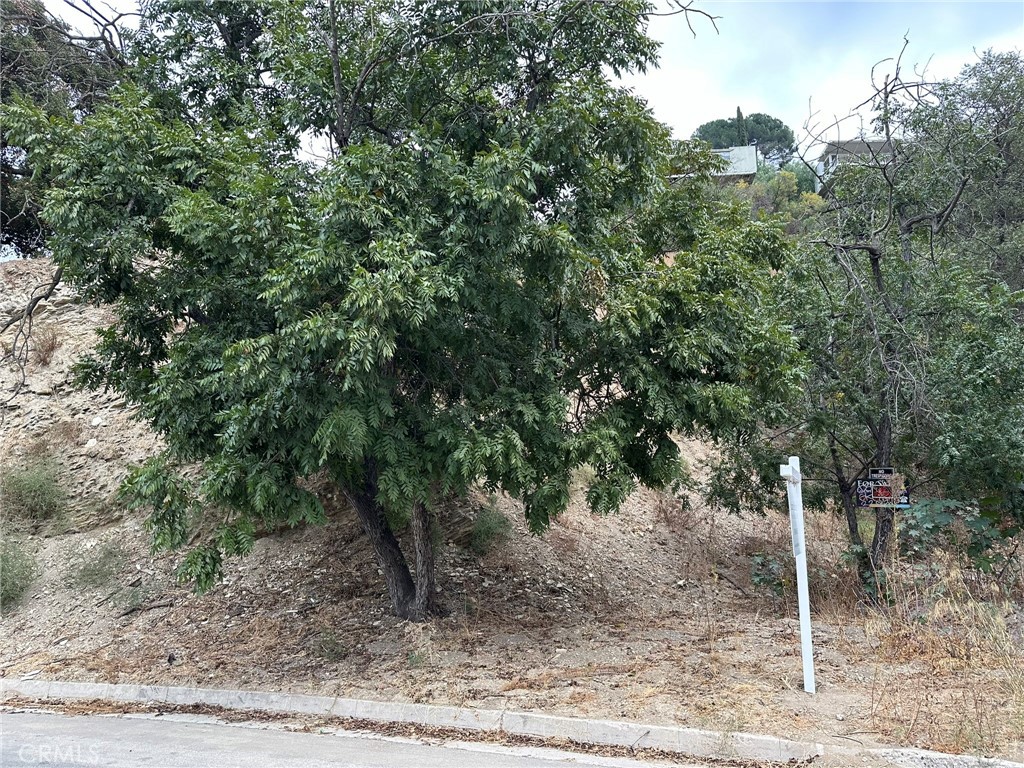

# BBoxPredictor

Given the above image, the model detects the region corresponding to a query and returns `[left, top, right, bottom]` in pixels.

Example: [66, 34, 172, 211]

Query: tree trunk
[326, 0, 349, 149]
[829, 441, 874, 590]
[342, 461, 439, 621]
[871, 507, 895, 568]
[865, 411, 895, 598]
[840, 485, 864, 550]
[344, 461, 417, 619]
[408, 501, 436, 621]
[829, 439, 864, 550]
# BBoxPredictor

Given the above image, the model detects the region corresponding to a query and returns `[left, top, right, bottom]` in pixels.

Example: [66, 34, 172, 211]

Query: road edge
[1, 678, 1020, 767]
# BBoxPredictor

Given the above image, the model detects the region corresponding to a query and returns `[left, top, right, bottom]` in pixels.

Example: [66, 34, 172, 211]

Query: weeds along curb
[1, 679, 1021, 767]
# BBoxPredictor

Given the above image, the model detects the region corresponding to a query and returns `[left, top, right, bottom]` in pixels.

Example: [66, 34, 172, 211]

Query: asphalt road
[0, 710, 698, 768]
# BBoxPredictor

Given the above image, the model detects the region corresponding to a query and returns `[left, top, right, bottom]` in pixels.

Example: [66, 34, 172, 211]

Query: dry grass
[673, 487, 1024, 755]
[865, 553, 1024, 752]
[0, 457, 66, 522]
[30, 325, 62, 366]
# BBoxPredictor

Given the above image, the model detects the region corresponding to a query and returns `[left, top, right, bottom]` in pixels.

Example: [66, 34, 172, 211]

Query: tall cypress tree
[735, 106, 748, 145]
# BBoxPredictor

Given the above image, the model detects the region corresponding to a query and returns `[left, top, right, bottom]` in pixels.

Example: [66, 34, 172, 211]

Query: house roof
[711, 145, 759, 178]
[819, 139, 893, 162]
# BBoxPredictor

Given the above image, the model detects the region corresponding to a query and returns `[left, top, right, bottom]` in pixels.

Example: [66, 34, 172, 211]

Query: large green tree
[708, 50, 1024, 590]
[4, 0, 797, 619]
[693, 110, 796, 164]
[1, 0, 120, 255]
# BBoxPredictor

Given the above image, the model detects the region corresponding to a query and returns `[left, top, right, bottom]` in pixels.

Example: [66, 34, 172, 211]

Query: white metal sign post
[779, 456, 816, 694]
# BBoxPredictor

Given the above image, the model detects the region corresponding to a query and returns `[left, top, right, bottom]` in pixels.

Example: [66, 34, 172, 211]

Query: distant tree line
[693, 108, 796, 164]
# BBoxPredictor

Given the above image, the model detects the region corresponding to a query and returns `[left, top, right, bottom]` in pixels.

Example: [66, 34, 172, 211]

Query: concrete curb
[1, 678, 1021, 767]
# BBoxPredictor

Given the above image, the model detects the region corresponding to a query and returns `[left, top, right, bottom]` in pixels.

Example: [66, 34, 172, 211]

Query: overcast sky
[49, 0, 1024, 151]
[621, 0, 1024, 148]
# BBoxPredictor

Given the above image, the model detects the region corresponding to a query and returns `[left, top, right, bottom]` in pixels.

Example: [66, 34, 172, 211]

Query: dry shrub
[30, 325, 62, 366]
[469, 499, 511, 555]
[868, 673, 1011, 753]
[0, 457, 66, 521]
[0, 538, 38, 612]
[727, 510, 861, 615]
[653, 491, 696, 534]
[867, 553, 1024, 753]
[877, 556, 1023, 681]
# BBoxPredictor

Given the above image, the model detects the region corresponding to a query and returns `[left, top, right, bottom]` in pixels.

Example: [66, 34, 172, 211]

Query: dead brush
[30, 325, 62, 366]
[868, 658, 1021, 753]
[653, 490, 696, 534]
[875, 555, 1022, 676]
[867, 552, 1024, 752]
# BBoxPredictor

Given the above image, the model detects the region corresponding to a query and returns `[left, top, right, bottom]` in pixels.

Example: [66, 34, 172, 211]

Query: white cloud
[43, 0, 1023, 159]
[622, 0, 1023, 150]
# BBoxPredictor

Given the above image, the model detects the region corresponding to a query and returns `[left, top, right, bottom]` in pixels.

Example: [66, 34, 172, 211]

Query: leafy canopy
[3, 0, 798, 612]
[707, 51, 1024, 582]
[694, 110, 797, 164]
[1, 0, 119, 254]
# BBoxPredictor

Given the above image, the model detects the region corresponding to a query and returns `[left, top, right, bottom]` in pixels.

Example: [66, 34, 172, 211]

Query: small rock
[91, 416, 104, 427]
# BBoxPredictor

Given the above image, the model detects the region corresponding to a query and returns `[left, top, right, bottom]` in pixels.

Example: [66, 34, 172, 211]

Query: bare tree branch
[1, 266, 64, 412]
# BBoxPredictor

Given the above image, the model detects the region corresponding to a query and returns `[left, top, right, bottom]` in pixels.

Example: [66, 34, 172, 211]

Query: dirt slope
[2, 257, 1023, 760]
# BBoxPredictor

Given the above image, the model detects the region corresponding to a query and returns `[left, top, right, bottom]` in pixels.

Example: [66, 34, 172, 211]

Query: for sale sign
[856, 467, 910, 509]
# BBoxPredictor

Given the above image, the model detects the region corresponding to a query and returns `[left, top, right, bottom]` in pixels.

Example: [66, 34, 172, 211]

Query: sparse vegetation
[406, 650, 428, 668]
[866, 553, 1024, 751]
[0, 538, 38, 611]
[469, 500, 511, 556]
[30, 325, 62, 365]
[314, 631, 349, 662]
[67, 539, 129, 590]
[0, 458, 65, 521]
[113, 579, 160, 614]
[750, 552, 787, 598]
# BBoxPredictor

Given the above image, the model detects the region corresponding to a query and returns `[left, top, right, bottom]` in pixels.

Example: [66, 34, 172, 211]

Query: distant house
[815, 139, 893, 191]
[710, 145, 761, 184]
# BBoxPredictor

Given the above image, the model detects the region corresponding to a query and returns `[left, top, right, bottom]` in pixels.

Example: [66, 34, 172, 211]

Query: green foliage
[902, 499, 1013, 570]
[1, 458, 65, 520]
[692, 117, 735, 150]
[717, 165, 823, 236]
[708, 51, 1024, 587]
[66, 539, 129, 590]
[1, 0, 118, 254]
[470, 500, 512, 555]
[0, 537, 37, 610]
[735, 107, 747, 145]
[781, 160, 818, 194]
[750, 551, 786, 597]
[694, 111, 796, 163]
[3, 0, 799, 613]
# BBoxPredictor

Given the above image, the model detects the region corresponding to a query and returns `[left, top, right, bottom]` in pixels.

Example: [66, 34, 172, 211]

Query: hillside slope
[2, 257, 1022, 759]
